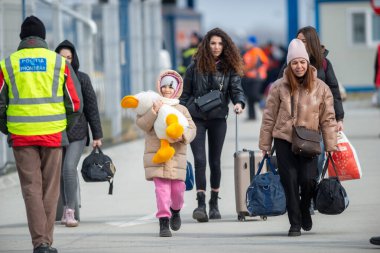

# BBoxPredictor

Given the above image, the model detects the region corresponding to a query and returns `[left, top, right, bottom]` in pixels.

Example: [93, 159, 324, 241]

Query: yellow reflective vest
[0, 48, 67, 135]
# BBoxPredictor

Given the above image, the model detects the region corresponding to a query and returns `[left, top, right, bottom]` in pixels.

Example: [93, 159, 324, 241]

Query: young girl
[135, 70, 196, 237]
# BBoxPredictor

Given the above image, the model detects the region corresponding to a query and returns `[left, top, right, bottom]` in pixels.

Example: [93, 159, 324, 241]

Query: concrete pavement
[0, 98, 380, 253]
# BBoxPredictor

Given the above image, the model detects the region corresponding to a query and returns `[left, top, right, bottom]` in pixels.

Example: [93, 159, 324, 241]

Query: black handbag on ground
[314, 153, 349, 215]
[195, 74, 224, 113]
[290, 96, 321, 157]
[81, 147, 116, 195]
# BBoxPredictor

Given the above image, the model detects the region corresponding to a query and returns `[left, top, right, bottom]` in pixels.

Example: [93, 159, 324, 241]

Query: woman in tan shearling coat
[136, 70, 196, 237]
[259, 39, 337, 237]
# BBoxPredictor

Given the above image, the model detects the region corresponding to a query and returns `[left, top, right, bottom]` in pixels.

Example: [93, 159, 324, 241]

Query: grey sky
[195, 0, 287, 45]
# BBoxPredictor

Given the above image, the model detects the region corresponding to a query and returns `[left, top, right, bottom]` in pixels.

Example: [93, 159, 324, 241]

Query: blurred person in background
[178, 31, 202, 76]
[370, 42, 380, 235]
[180, 27, 246, 222]
[241, 35, 269, 120]
[159, 42, 172, 73]
[55, 40, 103, 228]
[261, 41, 286, 100]
[373, 43, 380, 107]
[0, 16, 83, 253]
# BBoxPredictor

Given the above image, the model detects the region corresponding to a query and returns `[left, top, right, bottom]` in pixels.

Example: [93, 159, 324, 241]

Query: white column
[75, 3, 94, 76]
[103, 3, 122, 140]
[52, 0, 63, 47]
[129, 0, 144, 93]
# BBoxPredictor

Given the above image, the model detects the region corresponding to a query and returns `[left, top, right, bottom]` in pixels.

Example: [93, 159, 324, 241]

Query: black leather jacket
[180, 61, 246, 120]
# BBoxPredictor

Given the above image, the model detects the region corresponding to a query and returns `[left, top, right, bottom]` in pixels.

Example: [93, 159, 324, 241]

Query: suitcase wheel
[237, 213, 246, 221]
[261, 216, 267, 221]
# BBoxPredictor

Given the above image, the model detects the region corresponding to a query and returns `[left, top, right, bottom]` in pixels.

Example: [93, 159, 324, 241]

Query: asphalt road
[0, 98, 379, 253]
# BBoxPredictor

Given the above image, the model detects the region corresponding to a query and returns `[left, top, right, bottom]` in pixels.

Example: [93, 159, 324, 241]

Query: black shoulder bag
[81, 147, 116, 195]
[195, 74, 224, 113]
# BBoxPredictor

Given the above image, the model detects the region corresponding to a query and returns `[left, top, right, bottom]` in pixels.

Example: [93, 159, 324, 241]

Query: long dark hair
[285, 62, 314, 95]
[297, 26, 323, 69]
[194, 27, 244, 76]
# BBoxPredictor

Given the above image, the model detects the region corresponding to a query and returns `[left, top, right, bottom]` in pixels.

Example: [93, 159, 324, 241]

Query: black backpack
[81, 147, 116, 195]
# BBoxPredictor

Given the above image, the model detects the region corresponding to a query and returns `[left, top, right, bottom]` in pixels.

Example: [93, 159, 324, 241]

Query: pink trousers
[153, 178, 185, 218]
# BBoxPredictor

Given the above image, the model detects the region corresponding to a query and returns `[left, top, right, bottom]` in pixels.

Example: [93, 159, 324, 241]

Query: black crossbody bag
[195, 74, 224, 113]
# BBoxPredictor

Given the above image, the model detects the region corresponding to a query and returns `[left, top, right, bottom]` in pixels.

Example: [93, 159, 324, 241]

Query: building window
[372, 13, 380, 41]
[348, 8, 380, 47]
[352, 13, 366, 44]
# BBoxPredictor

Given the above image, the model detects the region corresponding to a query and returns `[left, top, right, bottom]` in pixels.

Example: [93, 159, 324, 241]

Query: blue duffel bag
[246, 154, 286, 217]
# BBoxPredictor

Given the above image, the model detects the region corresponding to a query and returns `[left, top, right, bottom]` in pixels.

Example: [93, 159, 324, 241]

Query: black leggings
[274, 138, 318, 228]
[191, 118, 227, 190]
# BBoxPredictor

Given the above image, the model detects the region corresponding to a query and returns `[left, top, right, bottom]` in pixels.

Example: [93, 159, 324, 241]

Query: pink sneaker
[60, 206, 67, 225]
[64, 208, 79, 227]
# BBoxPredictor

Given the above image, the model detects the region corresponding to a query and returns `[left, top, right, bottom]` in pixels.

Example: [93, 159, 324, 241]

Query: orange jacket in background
[243, 47, 269, 80]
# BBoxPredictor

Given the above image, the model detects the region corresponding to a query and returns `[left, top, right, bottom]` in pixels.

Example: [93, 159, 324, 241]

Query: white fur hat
[286, 38, 309, 65]
[156, 70, 183, 98]
[160, 75, 179, 90]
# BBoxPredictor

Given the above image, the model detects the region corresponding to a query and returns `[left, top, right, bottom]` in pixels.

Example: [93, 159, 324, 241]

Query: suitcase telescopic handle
[235, 112, 238, 153]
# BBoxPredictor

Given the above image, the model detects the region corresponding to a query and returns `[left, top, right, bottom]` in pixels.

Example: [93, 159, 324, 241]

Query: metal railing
[0, 0, 163, 172]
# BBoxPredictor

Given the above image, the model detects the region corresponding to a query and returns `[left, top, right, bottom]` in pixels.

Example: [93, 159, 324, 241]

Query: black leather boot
[288, 226, 301, 237]
[301, 207, 313, 231]
[192, 192, 209, 222]
[209, 191, 221, 219]
[159, 217, 172, 237]
[169, 208, 181, 231]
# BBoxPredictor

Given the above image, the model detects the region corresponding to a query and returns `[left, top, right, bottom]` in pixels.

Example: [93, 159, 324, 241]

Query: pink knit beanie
[286, 39, 309, 64]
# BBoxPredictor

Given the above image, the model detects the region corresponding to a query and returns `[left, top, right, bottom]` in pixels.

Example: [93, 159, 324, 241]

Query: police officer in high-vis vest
[0, 16, 83, 253]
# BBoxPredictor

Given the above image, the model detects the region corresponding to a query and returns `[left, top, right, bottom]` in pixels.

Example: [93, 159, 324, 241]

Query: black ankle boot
[209, 191, 221, 219]
[159, 217, 172, 237]
[288, 226, 301, 237]
[301, 209, 313, 231]
[170, 208, 181, 231]
[192, 192, 209, 222]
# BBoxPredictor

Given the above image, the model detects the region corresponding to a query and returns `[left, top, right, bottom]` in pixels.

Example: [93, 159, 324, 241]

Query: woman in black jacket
[295, 27, 344, 178]
[296, 27, 344, 128]
[55, 40, 103, 227]
[180, 28, 246, 222]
